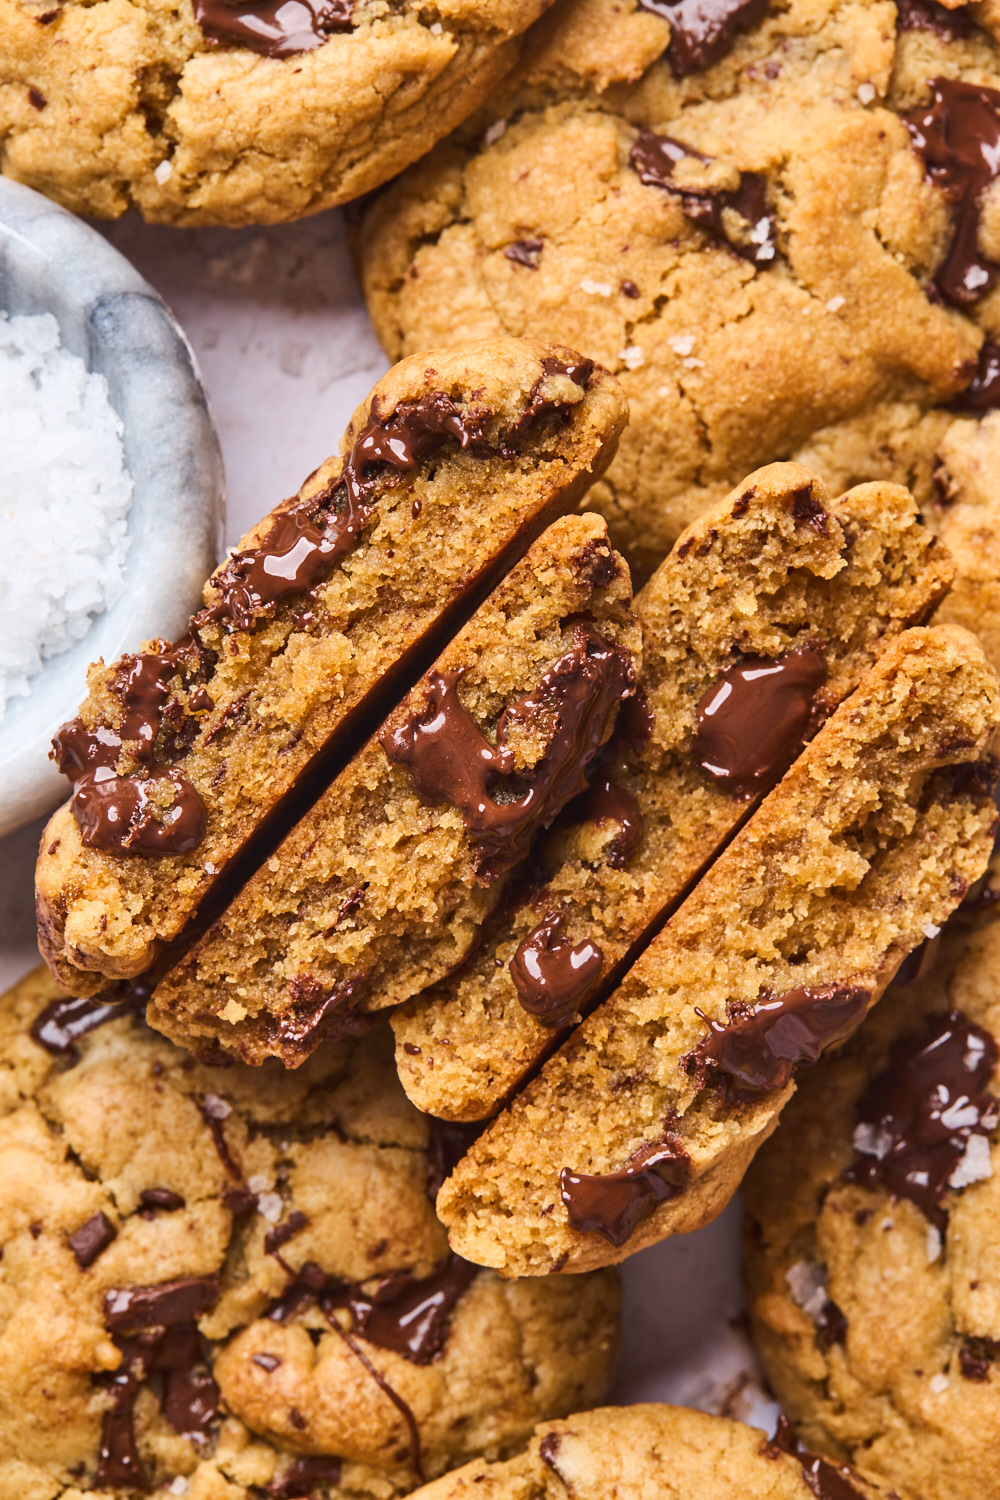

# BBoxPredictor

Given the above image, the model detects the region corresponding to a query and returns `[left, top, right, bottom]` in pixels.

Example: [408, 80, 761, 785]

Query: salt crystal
[154, 159, 174, 185]
[785, 1260, 829, 1318]
[580, 279, 614, 297]
[948, 1132, 993, 1189]
[201, 1093, 231, 1120]
[668, 334, 696, 356]
[857, 83, 876, 104]
[927, 1225, 942, 1263]
[257, 1192, 284, 1223]
[484, 120, 507, 146]
[826, 296, 846, 312]
[619, 345, 645, 370]
[922, 922, 941, 939]
[929, 1373, 949, 1394]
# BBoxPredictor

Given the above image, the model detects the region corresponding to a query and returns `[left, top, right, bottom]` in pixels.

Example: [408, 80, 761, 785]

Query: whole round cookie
[402, 1402, 907, 1500]
[0, 0, 552, 225]
[0, 967, 619, 1498]
[744, 916, 1000, 1500]
[359, 0, 1000, 576]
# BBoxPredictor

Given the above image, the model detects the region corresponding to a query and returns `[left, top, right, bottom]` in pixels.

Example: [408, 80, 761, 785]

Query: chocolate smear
[845, 1008, 999, 1231]
[906, 78, 1000, 307]
[896, 0, 975, 41]
[68, 1211, 117, 1269]
[273, 973, 370, 1054]
[618, 683, 655, 752]
[348, 1255, 478, 1364]
[575, 771, 643, 867]
[561, 1139, 690, 1248]
[198, 1095, 243, 1182]
[505, 238, 543, 270]
[637, 0, 769, 76]
[952, 342, 1000, 414]
[105, 1276, 220, 1334]
[194, 0, 353, 57]
[269, 1456, 344, 1498]
[323, 1316, 424, 1480]
[30, 986, 146, 1057]
[688, 983, 871, 1104]
[630, 129, 778, 267]
[72, 766, 207, 856]
[426, 1118, 485, 1201]
[691, 645, 827, 797]
[265, 1210, 309, 1256]
[510, 912, 605, 1026]
[380, 624, 636, 881]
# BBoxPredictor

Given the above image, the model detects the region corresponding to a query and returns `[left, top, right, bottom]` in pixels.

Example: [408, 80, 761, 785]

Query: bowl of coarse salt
[0, 179, 224, 840]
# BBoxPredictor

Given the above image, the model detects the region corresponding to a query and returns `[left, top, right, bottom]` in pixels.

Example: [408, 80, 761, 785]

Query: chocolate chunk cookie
[148, 512, 640, 1065]
[0, 1, 553, 225]
[0, 966, 619, 1498]
[401, 1403, 905, 1500]
[744, 910, 1000, 1500]
[392, 462, 953, 1122]
[358, 0, 1000, 576]
[36, 339, 627, 998]
[436, 624, 1000, 1275]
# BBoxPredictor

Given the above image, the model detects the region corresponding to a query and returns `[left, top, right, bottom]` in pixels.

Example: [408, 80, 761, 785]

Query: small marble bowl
[0, 179, 224, 840]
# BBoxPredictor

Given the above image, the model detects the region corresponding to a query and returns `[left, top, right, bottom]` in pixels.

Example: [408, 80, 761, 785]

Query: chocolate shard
[637, 0, 769, 76]
[426, 1118, 485, 1202]
[104, 1276, 221, 1334]
[560, 1140, 690, 1248]
[68, 1211, 117, 1269]
[691, 645, 827, 797]
[194, 0, 353, 57]
[845, 1008, 999, 1231]
[161, 1363, 221, 1443]
[906, 78, 1000, 307]
[509, 912, 604, 1027]
[630, 128, 778, 267]
[348, 1254, 478, 1364]
[94, 1347, 147, 1489]
[505, 238, 544, 269]
[688, 983, 871, 1104]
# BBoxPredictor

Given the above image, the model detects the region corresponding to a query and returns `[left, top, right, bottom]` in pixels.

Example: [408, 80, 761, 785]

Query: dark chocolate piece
[348, 1255, 478, 1364]
[630, 129, 777, 266]
[539, 1431, 562, 1469]
[139, 1187, 186, 1213]
[380, 623, 636, 881]
[509, 357, 594, 441]
[29, 987, 146, 1056]
[510, 912, 604, 1026]
[269, 1456, 344, 1499]
[194, 0, 353, 57]
[267, 1260, 334, 1323]
[253, 1351, 283, 1372]
[426, 1118, 485, 1201]
[27, 85, 46, 109]
[68, 1211, 117, 1269]
[952, 342, 1000, 413]
[770, 1414, 867, 1500]
[505, 238, 543, 269]
[637, 0, 769, 76]
[272, 973, 370, 1055]
[906, 78, 1000, 306]
[264, 1210, 310, 1256]
[560, 1139, 690, 1248]
[689, 983, 871, 1103]
[845, 1008, 999, 1230]
[575, 772, 643, 867]
[161, 1363, 221, 1443]
[72, 766, 207, 856]
[815, 1299, 848, 1350]
[105, 1276, 220, 1334]
[94, 1340, 147, 1489]
[691, 645, 827, 797]
[896, 0, 974, 41]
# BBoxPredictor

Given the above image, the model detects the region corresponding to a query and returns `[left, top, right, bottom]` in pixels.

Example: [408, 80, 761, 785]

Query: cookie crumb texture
[0, 0, 554, 225]
[404, 1403, 903, 1500]
[439, 624, 1000, 1275]
[0, 967, 619, 1499]
[359, 0, 1000, 574]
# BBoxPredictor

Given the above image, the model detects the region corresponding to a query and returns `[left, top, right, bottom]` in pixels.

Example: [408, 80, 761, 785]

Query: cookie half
[0, 966, 619, 1498]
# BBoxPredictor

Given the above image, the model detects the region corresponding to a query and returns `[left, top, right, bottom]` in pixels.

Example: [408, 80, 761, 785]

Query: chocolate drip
[688, 983, 871, 1104]
[29, 986, 146, 1057]
[269, 1457, 344, 1499]
[906, 78, 1000, 306]
[426, 1118, 485, 1201]
[770, 1416, 866, 1500]
[952, 342, 1000, 413]
[194, 0, 352, 54]
[510, 912, 604, 1026]
[505, 238, 543, 269]
[576, 772, 643, 867]
[105, 1276, 220, 1334]
[896, 0, 974, 41]
[68, 1211, 117, 1269]
[198, 1096, 243, 1182]
[637, 0, 769, 75]
[380, 624, 636, 881]
[691, 645, 827, 797]
[272, 973, 370, 1056]
[325, 1316, 424, 1480]
[349, 1256, 478, 1365]
[630, 129, 777, 266]
[560, 1139, 690, 1248]
[845, 1009, 999, 1230]
[264, 1210, 309, 1256]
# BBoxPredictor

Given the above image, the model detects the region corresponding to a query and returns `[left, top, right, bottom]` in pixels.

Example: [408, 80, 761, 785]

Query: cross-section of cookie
[0, 1, 557, 225]
[147, 512, 640, 1065]
[392, 462, 955, 1123]
[401, 1402, 906, 1500]
[436, 625, 1000, 1276]
[0, 966, 620, 1499]
[35, 339, 627, 999]
[357, 0, 1000, 577]
[743, 911, 1000, 1500]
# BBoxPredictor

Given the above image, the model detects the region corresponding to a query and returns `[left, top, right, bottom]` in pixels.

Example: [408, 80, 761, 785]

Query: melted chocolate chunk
[689, 984, 871, 1104]
[194, 0, 353, 56]
[139, 1187, 186, 1213]
[264, 1209, 310, 1256]
[161, 1363, 221, 1443]
[96, 1320, 219, 1481]
[770, 1415, 867, 1500]
[510, 912, 604, 1026]
[380, 624, 636, 881]
[952, 342, 1000, 413]
[268, 1456, 344, 1499]
[426, 1118, 485, 1201]
[105, 1276, 220, 1334]
[896, 0, 975, 40]
[349, 1256, 478, 1364]
[637, 0, 769, 75]
[560, 1139, 690, 1248]
[509, 357, 594, 441]
[505, 238, 543, 269]
[893, 932, 941, 986]
[845, 1009, 999, 1230]
[29, 987, 146, 1056]
[906, 78, 1000, 306]
[274, 973, 370, 1053]
[630, 129, 778, 266]
[72, 766, 207, 856]
[68, 1211, 117, 1269]
[267, 1260, 333, 1323]
[691, 645, 827, 797]
[94, 1341, 147, 1489]
[575, 772, 643, 867]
